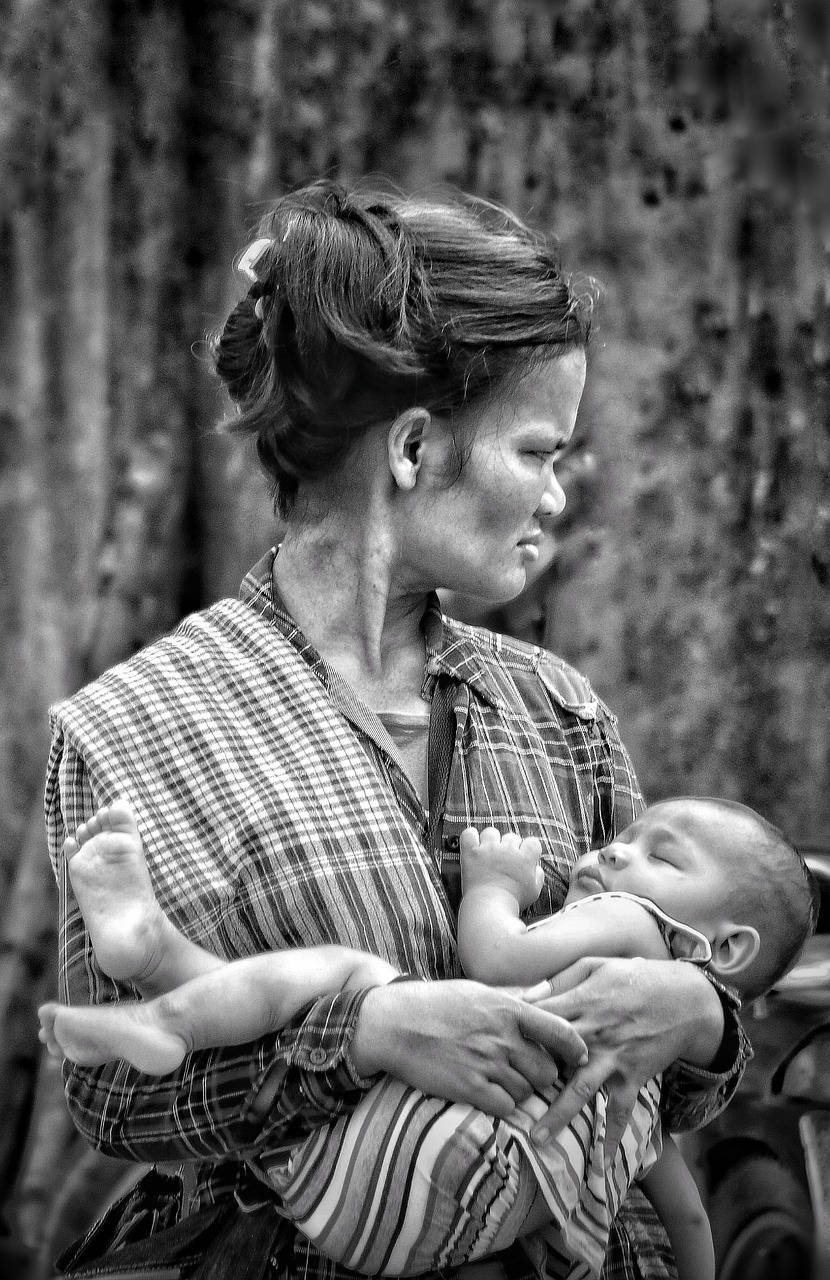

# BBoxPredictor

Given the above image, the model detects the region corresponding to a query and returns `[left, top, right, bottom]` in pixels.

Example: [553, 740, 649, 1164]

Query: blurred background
[1, 0, 828, 1275]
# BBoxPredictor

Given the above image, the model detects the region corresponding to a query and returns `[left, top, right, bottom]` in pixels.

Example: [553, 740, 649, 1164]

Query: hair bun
[213, 179, 591, 518]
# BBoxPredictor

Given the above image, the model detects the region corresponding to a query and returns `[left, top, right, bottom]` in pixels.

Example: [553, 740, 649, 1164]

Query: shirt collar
[239, 548, 507, 711]
[421, 597, 507, 710]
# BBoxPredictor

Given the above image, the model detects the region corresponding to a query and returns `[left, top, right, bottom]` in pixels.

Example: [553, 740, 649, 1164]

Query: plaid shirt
[46, 549, 748, 1280]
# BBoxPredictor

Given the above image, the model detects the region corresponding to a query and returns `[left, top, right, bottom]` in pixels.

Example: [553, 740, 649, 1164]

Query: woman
[47, 180, 747, 1280]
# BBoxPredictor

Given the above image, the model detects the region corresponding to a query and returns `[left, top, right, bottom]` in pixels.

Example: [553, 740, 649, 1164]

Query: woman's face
[408, 348, 587, 602]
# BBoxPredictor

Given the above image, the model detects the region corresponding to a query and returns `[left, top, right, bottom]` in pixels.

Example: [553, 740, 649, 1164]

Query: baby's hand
[460, 827, 545, 910]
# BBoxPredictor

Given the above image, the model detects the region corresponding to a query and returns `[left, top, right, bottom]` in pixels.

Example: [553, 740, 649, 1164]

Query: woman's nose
[537, 472, 566, 519]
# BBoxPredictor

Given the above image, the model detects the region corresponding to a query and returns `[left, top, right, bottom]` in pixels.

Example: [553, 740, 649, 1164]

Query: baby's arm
[458, 827, 667, 986]
[639, 1136, 715, 1280]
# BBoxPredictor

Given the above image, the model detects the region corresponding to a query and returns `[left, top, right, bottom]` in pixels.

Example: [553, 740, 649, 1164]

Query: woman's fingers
[474, 1079, 523, 1120]
[529, 1054, 638, 1167]
[601, 1079, 642, 1166]
[541, 955, 601, 1002]
[490, 1064, 538, 1105]
[507, 1036, 562, 1093]
[530, 1051, 615, 1143]
[516, 1000, 587, 1070]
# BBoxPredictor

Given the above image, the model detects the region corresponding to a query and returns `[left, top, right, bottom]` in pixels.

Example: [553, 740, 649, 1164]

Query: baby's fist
[460, 826, 545, 909]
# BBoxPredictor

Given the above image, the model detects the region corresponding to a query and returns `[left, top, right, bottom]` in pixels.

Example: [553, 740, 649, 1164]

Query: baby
[40, 797, 817, 1280]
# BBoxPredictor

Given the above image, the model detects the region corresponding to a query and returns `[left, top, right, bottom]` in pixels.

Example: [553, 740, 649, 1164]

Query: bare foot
[39, 999, 187, 1075]
[65, 800, 167, 985]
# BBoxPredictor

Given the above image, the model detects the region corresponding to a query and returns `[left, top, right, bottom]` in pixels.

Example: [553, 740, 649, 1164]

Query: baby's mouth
[576, 866, 605, 890]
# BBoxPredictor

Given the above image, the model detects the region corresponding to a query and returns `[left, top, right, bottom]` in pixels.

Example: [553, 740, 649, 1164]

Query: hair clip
[237, 238, 273, 283]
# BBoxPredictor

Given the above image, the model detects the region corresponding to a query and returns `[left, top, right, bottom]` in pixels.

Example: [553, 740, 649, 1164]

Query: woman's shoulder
[51, 596, 280, 732]
[439, 613, 601, 722]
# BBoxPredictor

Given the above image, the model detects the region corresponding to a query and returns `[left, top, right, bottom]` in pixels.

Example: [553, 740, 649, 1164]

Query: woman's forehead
[470, 348, 587, 436]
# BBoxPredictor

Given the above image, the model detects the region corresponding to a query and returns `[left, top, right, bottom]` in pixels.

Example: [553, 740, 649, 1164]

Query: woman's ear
[708, 922, 761, 980]
[387, 408, 432, 491]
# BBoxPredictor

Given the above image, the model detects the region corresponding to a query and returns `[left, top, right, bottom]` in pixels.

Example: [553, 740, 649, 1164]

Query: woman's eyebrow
[519, 429, 574, 451]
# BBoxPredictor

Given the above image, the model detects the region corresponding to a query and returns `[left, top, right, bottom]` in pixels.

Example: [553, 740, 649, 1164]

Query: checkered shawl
[46, 549, 748, 1280]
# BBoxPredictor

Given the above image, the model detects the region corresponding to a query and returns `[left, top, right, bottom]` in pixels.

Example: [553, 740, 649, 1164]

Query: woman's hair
[212, 178, 593, 517]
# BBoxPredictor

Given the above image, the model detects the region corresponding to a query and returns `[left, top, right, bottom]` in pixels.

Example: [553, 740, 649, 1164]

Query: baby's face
[565, 799, 734, 934]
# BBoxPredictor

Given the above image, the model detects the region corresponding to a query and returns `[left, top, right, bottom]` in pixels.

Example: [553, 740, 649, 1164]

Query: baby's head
[566, 797, 819, 1000]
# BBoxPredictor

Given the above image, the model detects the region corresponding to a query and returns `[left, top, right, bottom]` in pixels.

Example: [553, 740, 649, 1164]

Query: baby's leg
[39, 947, 398, 1076]
[64, 800, 223, 995]
[270, 1078, 538, 1276]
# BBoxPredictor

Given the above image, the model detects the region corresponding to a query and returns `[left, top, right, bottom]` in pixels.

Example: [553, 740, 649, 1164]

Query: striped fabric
[45, 548, 749, 1280]
[273, 1074, 662, 1278]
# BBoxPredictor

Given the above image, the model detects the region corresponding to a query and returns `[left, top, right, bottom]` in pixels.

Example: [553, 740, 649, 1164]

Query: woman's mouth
[517, 533, 541, 560]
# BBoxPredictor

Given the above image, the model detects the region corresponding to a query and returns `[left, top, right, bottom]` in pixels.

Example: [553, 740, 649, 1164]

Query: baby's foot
[65, 800, 166, 985]
[38, 1000, 187, 1076]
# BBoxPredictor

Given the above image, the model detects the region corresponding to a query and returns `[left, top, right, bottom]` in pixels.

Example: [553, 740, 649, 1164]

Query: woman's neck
[274, 520, 431, 711]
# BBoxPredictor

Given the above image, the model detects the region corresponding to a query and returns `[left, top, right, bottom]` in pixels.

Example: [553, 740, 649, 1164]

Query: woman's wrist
[349, 977, 418, 1077]
[676, 965, 726, 1068]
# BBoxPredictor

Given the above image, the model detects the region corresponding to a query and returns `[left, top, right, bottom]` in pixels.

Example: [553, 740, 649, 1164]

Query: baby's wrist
[460, 882, 523, 916]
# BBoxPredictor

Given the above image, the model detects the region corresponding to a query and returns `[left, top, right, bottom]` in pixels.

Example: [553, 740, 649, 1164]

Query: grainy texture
[0, 0, 828, 1273]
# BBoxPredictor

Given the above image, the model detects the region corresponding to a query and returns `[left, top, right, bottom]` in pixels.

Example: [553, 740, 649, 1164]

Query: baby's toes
[76, 813, 103, 845]
[96, 805, 116, 832]
[105, 798, 138, 833]
[38, 1003, 57, 1038]
[519, 836, 543, 861]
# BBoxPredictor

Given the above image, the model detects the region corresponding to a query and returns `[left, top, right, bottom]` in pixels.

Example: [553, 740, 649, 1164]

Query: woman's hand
[350, 977, 587, 1118]
[525, 956, 725, 1157]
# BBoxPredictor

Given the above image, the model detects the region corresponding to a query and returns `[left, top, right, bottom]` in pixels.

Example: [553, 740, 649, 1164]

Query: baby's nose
[598, 844, 625, 867]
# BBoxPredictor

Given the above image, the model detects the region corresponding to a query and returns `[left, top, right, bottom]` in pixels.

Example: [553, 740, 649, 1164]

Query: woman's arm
[639, 1136, 715, 1280]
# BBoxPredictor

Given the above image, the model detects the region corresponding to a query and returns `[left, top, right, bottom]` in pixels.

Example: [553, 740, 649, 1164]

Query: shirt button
[444, 834, 460, 852]
[308, 1047, 329, 1066]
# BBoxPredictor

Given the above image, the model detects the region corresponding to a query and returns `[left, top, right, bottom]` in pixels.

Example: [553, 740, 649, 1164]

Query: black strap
[427, 673, 461, 912]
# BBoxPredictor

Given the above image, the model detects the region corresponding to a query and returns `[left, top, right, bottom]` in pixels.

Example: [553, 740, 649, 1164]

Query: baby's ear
[709, 922, 760, 980]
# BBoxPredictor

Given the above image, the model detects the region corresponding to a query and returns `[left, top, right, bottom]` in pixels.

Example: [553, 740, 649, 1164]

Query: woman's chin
[439, 565, 528, 616]
[491, 567, 530, 603]
[463, 573, 527, 606]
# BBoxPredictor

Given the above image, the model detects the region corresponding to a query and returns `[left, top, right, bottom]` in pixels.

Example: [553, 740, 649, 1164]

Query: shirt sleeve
[46, 728, 379, 1165]
[595, 697, 751, 1132]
